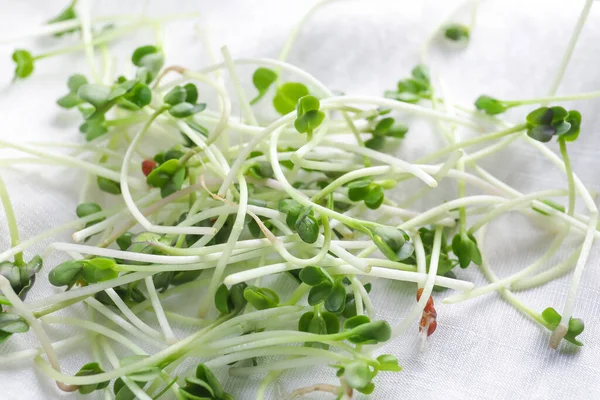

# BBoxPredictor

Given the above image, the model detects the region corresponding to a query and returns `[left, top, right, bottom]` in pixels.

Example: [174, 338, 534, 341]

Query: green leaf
[12, 50, 34, 79]
[527, 125, 555, 143]
[347, 179, 372, 201]
[526, 107, 553, 126]
[373, 118, 395, 136]
[147, 159, 179, 187]
[121, 82, 152, 109]
[344, 315, 370, 331]
[365, 135, 386, 150]
[541, 307, 561, 328]
[246, 162, 273, 179]
[121, 355, 161, 382]
[76, 202, 102, 218]
[132, 45, 161, 67]
[364, 184, 384, 210]
[0, 312, 29, 334]
[161, 167, 186, 198]
[273, 82, 309, 115]
[344, 361, 372, 389]
[385, 90, 421, 103]
[324, 281, 346, 314]
[115, 378, 144, 400]
[296, 95, 321, 116]
[299, 266, 332, 286]
[49, 260, 84, 288]
[250, 68, 277, 105]
[411, 64, 430, 83]
[295, 213, 320, 244]
[298, 311, 314, 333]
[68, 74, 88, 92]
[321, 311, 340, 334]
[371, 226, 409, 261]
[169, 102, 207, 118]
[195, 363, 228, 399]
[444, 23, 470, 42]
[549, 106, 568, 124]
[308, 282, 333, 305]
[294, 110, 325, 134]
[75, 362, 110, 395]
[347, 320, 392, 344]
[376, 354, 402, 372]
[78, 84, 112, 108]
[57, 93, 83, 108]
[214, 284, 231, 314]
[80, 119, 108, 141]
[97, 176, 122, 195]
[172, 270, 202, 286]
[116, 232, 134, 251]
[452, 234, 481, 268]
[474, 95, 507, 115]
[184, 83, 199, 104]
[357, 382, 375, 395]
[562, 110, 582, 142]
[243, 286, 279, 310]
[47, 1, 78, 36]
[164, 86, 188, 106]
[82, 258, 118, 283]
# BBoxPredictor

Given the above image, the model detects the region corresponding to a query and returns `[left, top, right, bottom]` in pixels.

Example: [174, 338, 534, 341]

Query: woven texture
[1, 0, 600, 399]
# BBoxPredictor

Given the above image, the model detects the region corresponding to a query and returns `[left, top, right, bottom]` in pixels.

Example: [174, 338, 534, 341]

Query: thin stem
[0, 175, 23, 265]
[559, 139, 576, 216]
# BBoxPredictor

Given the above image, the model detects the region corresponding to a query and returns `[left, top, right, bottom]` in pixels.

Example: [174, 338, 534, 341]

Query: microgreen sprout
[273, 82, 309, 114]
[250, 67, 278, 104]
[12, 50, 35, 79]
[385, 64, 432, 103]
[0, 1, 597, 398]
[47, 0, 79, 37]
[294, 95, 325, 138]
[443, 23, 470, 42]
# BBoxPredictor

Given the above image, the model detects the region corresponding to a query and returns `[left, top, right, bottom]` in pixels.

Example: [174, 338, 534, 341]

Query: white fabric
[1, 0, 600, 399]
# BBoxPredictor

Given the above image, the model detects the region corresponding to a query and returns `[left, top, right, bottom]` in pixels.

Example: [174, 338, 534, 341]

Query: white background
[1, 0, 600, 399]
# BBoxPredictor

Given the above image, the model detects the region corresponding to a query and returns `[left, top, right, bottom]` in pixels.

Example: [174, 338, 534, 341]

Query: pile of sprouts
[0, 0, 597, 398]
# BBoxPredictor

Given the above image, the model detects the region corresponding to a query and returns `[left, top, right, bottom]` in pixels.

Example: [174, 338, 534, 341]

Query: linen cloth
[0, 0, 599, 399]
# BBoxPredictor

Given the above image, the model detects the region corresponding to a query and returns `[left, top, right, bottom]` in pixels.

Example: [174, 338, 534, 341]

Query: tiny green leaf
[116, 232, 134, 251]
[97, 176, 122, 195]
[49, 260, 84, 288]
[324, 281, 346, 314]
[243, 286, 279, 310]
[250, 68, 277, 105]
[273, 82, 309, 115]
[474, 95, 508, 115]
[308, 282, 333, 305]
[444, 23, 470, 42]
[78, 84, 112, 108]
[295, 213, 320, 244]
[344, 361, 372, 390]
[76, 202, 102, 218]
[299, 266, 332, 287]
[76, 362, 110, 395]
[164, 86, 187, 106]
[12, 50, 34, 79]
[169, 102, 207, 118]
[0, 312, 29, 334]
[184, 83, 199, 104]
[347, 179, 372, 201]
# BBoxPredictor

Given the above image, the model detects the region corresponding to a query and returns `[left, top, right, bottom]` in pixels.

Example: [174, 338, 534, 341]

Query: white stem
[144, 277, 177, 344]
[546, 0, 594, 96]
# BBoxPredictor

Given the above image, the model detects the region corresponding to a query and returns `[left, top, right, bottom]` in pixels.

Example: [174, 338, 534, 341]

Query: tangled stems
[0, 276, 78, 392]
[2, 2, 600, 397]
